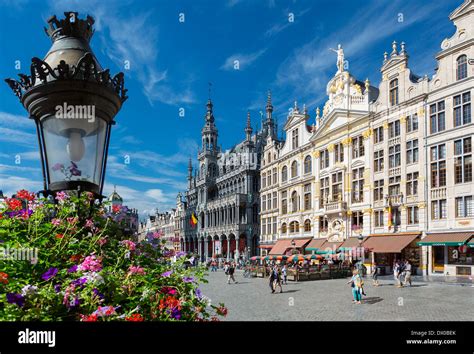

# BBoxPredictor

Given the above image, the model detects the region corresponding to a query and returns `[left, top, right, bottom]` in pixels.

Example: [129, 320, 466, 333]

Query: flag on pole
[190, 212, 198, 227]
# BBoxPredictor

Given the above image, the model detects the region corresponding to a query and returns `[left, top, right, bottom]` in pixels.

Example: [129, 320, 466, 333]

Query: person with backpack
[227, 262, 237, 284]
[347, 268, 363, 304]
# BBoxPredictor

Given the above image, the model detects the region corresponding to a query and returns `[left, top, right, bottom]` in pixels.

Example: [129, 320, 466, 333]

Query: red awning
[363, 234, 419, 253]
[258, 245, 274, 249]
[305, 238, 327, 251]
[269, 238, 311, 255]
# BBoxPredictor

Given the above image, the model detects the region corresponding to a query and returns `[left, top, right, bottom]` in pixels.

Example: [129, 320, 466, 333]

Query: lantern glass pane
[42, 114, 107, 186]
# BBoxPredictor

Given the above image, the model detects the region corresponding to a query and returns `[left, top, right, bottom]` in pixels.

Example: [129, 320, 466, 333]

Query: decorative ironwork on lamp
[4, 12, 127, 200]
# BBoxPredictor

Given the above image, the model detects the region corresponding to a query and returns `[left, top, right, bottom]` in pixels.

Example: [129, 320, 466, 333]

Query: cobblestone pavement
[199, 270, 474, 321]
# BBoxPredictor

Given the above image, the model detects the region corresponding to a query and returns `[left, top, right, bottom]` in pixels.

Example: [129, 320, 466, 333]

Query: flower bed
[0, 190, 226, 321]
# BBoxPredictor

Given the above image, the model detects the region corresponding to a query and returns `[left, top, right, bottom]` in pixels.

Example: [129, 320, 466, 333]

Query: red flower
[6, 198, 22, 211]
[125, 314, 144, 322]
[16, 189, 35, 201]
[112, 205, 121, 214]
[80, 314, 99, 322]
[70, 254, 82, 263]
[216, 306, 228, 317]
[0, 272, 8, 285]
[56, 233, 64, 239]
[210, 316, 220, 322]
[158, 296, 182, 311]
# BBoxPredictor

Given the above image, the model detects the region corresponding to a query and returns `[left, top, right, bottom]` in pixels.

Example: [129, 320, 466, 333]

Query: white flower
[21, 285, 38, 297]
[83, 271, 104, 285]
[125, 251, 131, 259]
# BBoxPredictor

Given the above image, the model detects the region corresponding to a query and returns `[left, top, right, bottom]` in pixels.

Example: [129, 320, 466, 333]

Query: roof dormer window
[389, 78, 399, 106]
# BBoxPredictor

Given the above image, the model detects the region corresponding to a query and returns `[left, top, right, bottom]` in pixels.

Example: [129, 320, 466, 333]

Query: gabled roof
[450, 0, 474, 21]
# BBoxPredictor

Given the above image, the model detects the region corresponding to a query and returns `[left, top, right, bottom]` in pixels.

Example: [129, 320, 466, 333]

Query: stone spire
[391, 41, 398, 56]
[265, 90, 273, 121]
[245, 111, 253, 141]
[187, 158, 193, 188]
[262, 90, 276, 140]
[201, 98, 218, 152]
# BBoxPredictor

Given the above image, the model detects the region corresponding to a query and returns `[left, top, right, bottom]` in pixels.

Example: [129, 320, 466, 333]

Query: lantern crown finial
[44, 12, 95, 43]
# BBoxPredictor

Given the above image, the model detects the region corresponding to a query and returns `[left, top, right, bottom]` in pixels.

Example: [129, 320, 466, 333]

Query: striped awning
[305, 238, 327, 251]
[417, 232, 474, 246]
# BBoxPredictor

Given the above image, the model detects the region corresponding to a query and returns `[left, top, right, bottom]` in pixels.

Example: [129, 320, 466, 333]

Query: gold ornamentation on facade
[341, 137, 352, 146]
[417, 202, 426, 209]
[382, 73, 388, 81]
[383, 121, 389, 129]
[346, 210, 352, 216]
[399, 63, 406, 71]
[400, 115, 407, 123]
[362, 128, 373, 139]
[418, 107, 425, 116]
[313, 151, 320, 158]
[363, 208, 373, 214]
[327, 144, 335, 152]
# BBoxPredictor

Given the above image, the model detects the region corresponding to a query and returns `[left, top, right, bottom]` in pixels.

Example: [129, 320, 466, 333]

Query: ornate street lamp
[291, 239, 297, 255]
[5, 12, 127, 199]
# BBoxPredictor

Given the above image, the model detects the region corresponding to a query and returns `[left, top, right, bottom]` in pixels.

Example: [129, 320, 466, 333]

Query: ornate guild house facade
[260, 0, 474, 277]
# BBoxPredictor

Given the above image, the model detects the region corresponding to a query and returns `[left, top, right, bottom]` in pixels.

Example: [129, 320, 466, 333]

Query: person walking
[347, 269, 363, 304]
[269, 266, 276, 293]
[227, 262, 237, 284]
[281, 264, 288, 285]
[371, 263, 379, 287]
[393, 260, 402, 288]
[403, 260, 412, 286]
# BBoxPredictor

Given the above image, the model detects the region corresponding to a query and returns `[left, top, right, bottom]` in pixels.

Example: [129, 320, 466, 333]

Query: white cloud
[0, 175, 43, 197]
[220, 49, 267, 71]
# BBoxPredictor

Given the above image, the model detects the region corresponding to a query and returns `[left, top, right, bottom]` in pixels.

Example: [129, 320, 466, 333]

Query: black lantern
[5, 12, 127, 198]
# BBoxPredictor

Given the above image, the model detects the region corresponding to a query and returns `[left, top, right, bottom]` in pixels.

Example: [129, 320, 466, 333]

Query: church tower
[262, 90, 277, 140]
[201, 99, 218, 153]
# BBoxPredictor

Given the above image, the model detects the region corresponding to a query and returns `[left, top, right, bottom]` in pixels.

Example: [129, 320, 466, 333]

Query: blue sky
[0, 0, 461, 215]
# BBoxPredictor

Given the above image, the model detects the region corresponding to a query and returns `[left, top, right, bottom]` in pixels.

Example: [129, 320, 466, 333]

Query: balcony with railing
[431, 187, 447, 199]
[386, 194, 404, 206]
[324, 199, 347, 214]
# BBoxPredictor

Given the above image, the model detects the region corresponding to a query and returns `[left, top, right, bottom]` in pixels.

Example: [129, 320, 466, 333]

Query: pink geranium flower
[128, 265, 146, 276]
[79, 255, 102, 272]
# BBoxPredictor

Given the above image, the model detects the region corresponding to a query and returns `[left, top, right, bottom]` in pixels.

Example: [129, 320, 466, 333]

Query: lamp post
[291, 239, 296, 255]
[5, 12, 127, 199]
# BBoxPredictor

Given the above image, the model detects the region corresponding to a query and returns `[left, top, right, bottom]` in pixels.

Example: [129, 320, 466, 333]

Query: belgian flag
[190, 212, 198, 227]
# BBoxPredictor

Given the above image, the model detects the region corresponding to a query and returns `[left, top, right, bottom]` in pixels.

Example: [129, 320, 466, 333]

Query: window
[388, 120, 400, 138]
[454, 137, 472, 184]
[261, 173, 266, 188]
[262, 217, 266, 235]
[304, 184, 311, 210]
[431, 144, 446, 187]
[281, 191, 288, 214]
[407, 206, 419, 224]
[374, 210, 384, 227]
[304, 219, 311, 232]
[352, 136, 364, 158]
[334, 143, 344, 163]
[320, 177, 330, 205]
[455, 196, 473, 217]
[406, 139, 419, 164]
[456, 55, 467, 81]
[281, 223, 287, 234]
[406, 172, 419, 196]
[291, 191, 299, 212]
[319, 217, 328, 232]
[289, 221, 299, 233]
[282, 166, 288, 182]
[291, 161, 298, 178]
[267, 153, 271, 163]
[429, 101, 445, 134]
[273, 217, 277, 234]
[272, 168, 277, 184]
[292, 128, 299, 149]
[388, 176, 401, 196]
[374, 126, 384, 144]
[374, 150, 384, 172]
[267, 173, 271, 187]
[352, 167, 364, 203]
[304, 156, 312, 174]
[406, 114, 418, 133]
[389, 144, 401, 168]
[453, 92, 471, 127]
[389, 79, 399, 106]
[272, 192, 277, 209]
[320, 149, 329, 169]
[351, 211, 363, 231]
[374, 179, 384, 201]
[332, 172, 343, 201]
[431, 199, 447, 220]
[262, 195, 266, 211]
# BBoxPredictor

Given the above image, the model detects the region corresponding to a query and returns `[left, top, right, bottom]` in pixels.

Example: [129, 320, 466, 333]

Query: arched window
[289, 221, 299, 233]
[261, 173, 266, 188]
[291, 161, 298, 178]
[304, 155, 312, 174]
[268, 153, 271, 163]
[281, 223, 287, 234]
[389, 79, 398, 106]
[304, 219, 311, 232]
[457, 55, 467, 81]
[291, 191, 298, 212]
[282, 166, 288, 182]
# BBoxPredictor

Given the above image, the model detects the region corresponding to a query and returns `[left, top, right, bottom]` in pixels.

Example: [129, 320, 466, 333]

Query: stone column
[226, 238, 230, 261]
[204, 238, 209, 260]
